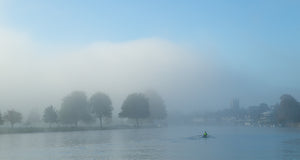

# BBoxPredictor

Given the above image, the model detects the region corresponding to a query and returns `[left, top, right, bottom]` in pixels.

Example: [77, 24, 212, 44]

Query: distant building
[259, 111, 273, 124]
[230, 98, 240, 110]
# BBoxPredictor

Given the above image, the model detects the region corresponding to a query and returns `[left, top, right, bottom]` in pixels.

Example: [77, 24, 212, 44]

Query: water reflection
[281, 139, 300, 159]
[0, 127, 300, 160]
[108, 128, 167, 160]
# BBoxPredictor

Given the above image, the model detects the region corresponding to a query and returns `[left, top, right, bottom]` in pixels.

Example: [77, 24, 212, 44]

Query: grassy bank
[0, 126, 121, 134]
[0, 125, 159, 135]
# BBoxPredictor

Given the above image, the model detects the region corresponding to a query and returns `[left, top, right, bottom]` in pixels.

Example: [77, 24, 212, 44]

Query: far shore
[1, 122, 300, 135]
[0, 125, 165, 135]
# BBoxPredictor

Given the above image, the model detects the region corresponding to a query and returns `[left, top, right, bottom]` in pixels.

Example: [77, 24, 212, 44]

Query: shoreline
[0, 125, 163, 135]
[1, 123, 299, 135]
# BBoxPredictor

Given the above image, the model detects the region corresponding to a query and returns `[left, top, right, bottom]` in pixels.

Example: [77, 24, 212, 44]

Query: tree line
[0, 90, 167, 129]
[199, 94, 300, 127]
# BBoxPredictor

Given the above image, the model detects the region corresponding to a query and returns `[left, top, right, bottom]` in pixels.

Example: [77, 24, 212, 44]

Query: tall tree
[145, 90, 167, 120]
[59, 91, 91, 126]
[90, 92, 113, 129]
[26, 109, 41, 126]
[43, 105, 58, 127]
[4, 110, 22, 128]
[276, 94, 300, 124]
[119, 93, 150, 127]
[0, 111, 4, 125]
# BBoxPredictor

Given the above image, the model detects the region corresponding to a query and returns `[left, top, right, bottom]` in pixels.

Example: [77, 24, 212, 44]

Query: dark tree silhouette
[43, 105, 58, 127]
[26, 109, 41, 126]
[119, 93, 150, 127]
[0, 111, 4, 125]
[145, 90, 167, 120]
[59, 91, 92, 126]
[276, 94, 300, 124]
[4, 110, 22, 128]
[90, 92, 113, 129]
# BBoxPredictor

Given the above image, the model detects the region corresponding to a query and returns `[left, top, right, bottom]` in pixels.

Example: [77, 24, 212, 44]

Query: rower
[203, 131, 208, 137]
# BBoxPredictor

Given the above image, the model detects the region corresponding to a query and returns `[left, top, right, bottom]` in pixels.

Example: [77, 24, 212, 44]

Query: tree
[59, 91, 92, 126]
[26, 109, 41, 126]
[119, 93, 150, 127]
[43, 105, 58, 127]
[145, 90, 167, 120]
[4, 110, 22, 128]
[90, 92, 113, 129]
[0, 112, 4, 125]
[275, 94, 300, 124]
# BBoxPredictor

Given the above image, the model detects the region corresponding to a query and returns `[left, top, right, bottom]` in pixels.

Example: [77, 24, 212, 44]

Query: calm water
[0, 126, 300, 160]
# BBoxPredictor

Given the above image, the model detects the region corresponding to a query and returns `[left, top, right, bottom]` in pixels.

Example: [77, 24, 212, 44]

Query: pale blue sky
[0, 0, 300, 110]
[2, 0, 299, 45]
[2, 1, 299, 63]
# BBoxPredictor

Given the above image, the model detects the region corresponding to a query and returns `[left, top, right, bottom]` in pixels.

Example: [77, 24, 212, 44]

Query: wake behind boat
[186, 131, 214, 140]
[186, 134, 212, 140]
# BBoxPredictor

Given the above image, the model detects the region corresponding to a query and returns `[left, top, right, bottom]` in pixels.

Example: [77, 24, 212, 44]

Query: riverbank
[0, 124, 164, 135]
[0, 126, 130, 134]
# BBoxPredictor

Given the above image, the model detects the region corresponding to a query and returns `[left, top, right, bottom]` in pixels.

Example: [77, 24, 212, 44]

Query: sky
[0, 0, 300, 113]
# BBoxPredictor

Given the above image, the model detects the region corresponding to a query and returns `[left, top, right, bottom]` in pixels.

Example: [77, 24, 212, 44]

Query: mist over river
[0, 126, 300, 160]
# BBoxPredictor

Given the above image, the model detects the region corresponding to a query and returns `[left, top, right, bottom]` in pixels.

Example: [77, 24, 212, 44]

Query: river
[0, 126, 300, 160]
